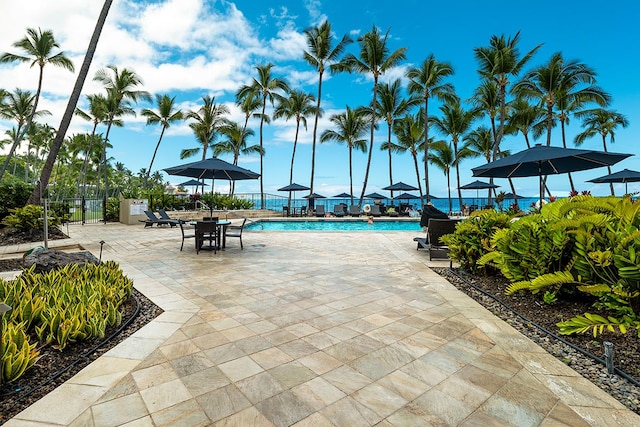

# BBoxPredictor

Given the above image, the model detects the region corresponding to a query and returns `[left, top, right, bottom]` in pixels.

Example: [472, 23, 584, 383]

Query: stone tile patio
[2, 221, 639, 426]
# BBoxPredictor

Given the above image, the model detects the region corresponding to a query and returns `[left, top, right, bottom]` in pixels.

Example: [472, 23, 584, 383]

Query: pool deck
[2, 221, 639, 426]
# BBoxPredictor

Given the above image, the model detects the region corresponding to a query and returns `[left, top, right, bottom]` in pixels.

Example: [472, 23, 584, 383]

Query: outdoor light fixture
[99, 240, 105, 262]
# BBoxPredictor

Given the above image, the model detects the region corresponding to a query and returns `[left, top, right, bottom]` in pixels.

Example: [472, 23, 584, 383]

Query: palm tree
[182, 95, 229, 159]
[0, 89, 51, 179]
[377, 79, 417, 198]
[341, 26, 407, 206]
[141, 94, 184, 188]
[513, 52, 610, 192]
[406, 54, 456, 204]
[575, 108, 629, 195]
[320, 106, 368, 205]
[235, 89, 262, 134]
[505, 96, 545, 149]
[0, 28, 74, 157]
[75, 93, 109, 197]
[28, 0, 114, 205]
[214, 121, 262, 195]
[389, 111, 425, 201]
[274, 90, 317, 209]
[429, 140, 455, 213]
[303, 20, 352, 198]
[474, 32, 541, 161]
[431, 97, 478, 209]
[237, 64, 290, 208]
[94, 64, 150, 196]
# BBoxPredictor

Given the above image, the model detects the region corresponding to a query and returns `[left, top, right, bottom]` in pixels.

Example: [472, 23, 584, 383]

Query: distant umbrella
[333, 192, 352, 198]
[303, 193, 326, 199]
[472, 144, 632, 202]
[502, 192, 525, 200]
[382, 182, 419, 192]
[587, 169, 640, 194]
[365, 192, 387, 200]
[394, 192, 420, 200]
[178, 179, 208, 187]
[459, 180, 500, 207]
[278, 183, 310, 209]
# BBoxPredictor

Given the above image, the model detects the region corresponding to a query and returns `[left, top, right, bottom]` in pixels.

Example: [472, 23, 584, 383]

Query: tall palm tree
[341, 26, 407, 206]
[274, 90, 318, 209]
[389, 111, 425, 201]
[429, 140, 455, 213]
[235, 89, 262, 134]
[474, 33, 541, 204]
[0, 89, 50, 179]
[214, 121, 262, 195]
[303, 20, 352, 199]
[182, 95, 230, 160]
[575, 108, 629, 195]
[406, 54, 456, 204]
[237, 64, 290, 209]
[94, 64, 150, 196]
[75, 93, 110, 196]
[141, 94, 184, 188]
[431, 97, 478, 209]
[0, 28, 74, 157]
[320, 106, 368, 205]
[377, 79, 417, 198]
[513, 52, 610, 192]
[29, 0, 114, 205]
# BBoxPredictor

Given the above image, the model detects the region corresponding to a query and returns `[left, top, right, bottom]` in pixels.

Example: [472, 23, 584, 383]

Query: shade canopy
[278, 183, 310, 192]
[472, 144, 632, 202]
[333, 192, 352, 198]
[394, 192, 420, 200]
[365, 192, 387, 199]
[177, 179, 208, 187]
[588, 168, 640, 194]
[382, 181, 419, 191]
[459, 180, 499, 190]
[303, 193, 326, 199]
[164, 157, 260, 181]
[502, 192, 525, 200]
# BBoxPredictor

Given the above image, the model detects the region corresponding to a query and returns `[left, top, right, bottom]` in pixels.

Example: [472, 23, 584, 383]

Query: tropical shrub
[441, 209, 514, 273]
[0, 261, 133, 382]
[105, 197, 119, 221]
[0, 179, 33, 221]
[1, 204, 61, 231]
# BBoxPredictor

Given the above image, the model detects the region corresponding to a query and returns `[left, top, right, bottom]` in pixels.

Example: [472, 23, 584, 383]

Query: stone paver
[3, 221, 640, 426]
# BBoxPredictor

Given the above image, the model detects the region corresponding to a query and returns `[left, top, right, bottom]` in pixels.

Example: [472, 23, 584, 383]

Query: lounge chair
[141, 210, 178, 227]
[157, 209, 176, 221]
[369, 204, 382, 217]
[315, 205, 326, 217]
[225, 218, 247, 250]
[178, 219, 195, 251]
[413, 218, 459, 260]
[349, 205, 361, 216]
[333, 204, 346, 217]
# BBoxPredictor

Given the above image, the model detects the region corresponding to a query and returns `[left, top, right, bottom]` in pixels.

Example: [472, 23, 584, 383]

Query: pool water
[245, 219, 422, 231]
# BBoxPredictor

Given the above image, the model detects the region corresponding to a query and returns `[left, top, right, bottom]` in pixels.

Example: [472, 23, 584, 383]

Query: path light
[604, 341, 614, 374]
[99, 240, 105, 262]
[0, 303, 12, 386]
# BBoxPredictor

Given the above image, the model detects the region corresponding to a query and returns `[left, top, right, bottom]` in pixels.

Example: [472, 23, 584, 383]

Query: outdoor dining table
[191, 220, 231, 251]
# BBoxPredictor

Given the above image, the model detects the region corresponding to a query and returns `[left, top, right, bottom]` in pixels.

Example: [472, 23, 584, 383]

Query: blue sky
[1, 0, 640, 198]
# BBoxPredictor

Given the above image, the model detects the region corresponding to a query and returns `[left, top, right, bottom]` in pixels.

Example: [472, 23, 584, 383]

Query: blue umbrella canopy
[365, 192, 387, 199]
[588, 168, 640, 194]
[278, 183, 310, 192]
[472, 144, 632, 201]
[394, 192, 420, 200]
[382, 181, 419, 191]
[178, 179, 208, 187]
[164, 157, 260, 180]
[333, 192, 352, 198]
[459, 180, 499, 190]
[303, 193, 326, 199]
[502, 192, 525, 200]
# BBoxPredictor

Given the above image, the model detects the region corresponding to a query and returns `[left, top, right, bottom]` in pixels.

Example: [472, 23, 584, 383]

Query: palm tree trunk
[411, 153, 423, 202]
[358, 79, 378, 207]
[602, 135, 615, 196]
[259, 97, 267, 209]
[422, 99, 430, 207]
[288, 122, 300, 210]
[349, 146, 354, 204]
[28, 0, 113, 205]
[145, 125, 166, 188]
[309, 69, 324, 197]
[561, 121, 575, 192]
[387, 124, 394, 198]
[0, 124, 24, 180]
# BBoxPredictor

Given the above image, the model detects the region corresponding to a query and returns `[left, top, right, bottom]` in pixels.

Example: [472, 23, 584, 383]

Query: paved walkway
[3, 222, 639, 426]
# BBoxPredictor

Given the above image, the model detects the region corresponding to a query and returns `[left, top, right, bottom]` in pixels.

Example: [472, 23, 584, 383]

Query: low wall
[161, 209, 279, 220]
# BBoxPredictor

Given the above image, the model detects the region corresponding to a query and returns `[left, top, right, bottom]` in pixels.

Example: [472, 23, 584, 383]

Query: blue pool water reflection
[245, 219, 422, 231]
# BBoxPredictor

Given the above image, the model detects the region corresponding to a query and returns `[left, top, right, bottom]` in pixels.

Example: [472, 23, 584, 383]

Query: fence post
[82, 196, 86, 225]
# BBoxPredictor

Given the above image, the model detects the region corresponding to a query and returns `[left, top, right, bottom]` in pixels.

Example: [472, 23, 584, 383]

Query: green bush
[0, 179, 34, 221]
[1, 204, 61, 231]
[105, 197, 119, 221]
[441, 209, 514, 273]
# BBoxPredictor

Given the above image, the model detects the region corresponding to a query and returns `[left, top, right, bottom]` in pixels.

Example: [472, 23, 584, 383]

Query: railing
[195, 200, 210, 211]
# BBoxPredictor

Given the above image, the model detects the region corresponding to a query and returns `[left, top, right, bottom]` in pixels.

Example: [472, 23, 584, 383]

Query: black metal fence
[62, 197, 105, 224]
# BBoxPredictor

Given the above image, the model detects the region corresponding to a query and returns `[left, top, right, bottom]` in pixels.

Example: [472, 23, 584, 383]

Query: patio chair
[225, 218, 247, 250]
[283, 206, 290, 217]
[157, 209, 176, 221]
[196, 221, 218, 254]
[369, 204, 382, 217]
[299, 206, 307, 217]
[413, 218, 459, 260]
[333, 204, 346, 217]
[349, 205, 361, 216]
[202, 216, 219, 222]
[141, 210, 178, 227]
[178, 219, 195, 251]
[315, 205, 326, 217]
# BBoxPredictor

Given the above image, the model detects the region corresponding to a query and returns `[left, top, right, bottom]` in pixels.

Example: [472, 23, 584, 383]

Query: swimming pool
[245, 219, 422, 231]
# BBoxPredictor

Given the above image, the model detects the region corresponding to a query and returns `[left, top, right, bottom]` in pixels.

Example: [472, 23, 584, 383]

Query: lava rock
[23, 248, 100, 273]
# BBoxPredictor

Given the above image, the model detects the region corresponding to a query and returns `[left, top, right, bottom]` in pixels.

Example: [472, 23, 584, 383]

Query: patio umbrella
[333, 192, 352, 198]
[382, 181, 419, 192]
[164, 157, 260, 215]
[177, 179, 208, 194]
[304, 192, 326, 210]
[365, 192, 387, 200]
[587, 168, 640, 194]
[502, 192, 525, 200]
[394, 192, 420, 200]
[472, 144, 632, 203]
[459, 180, 499, 207]
[278, 183, 310, 210]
